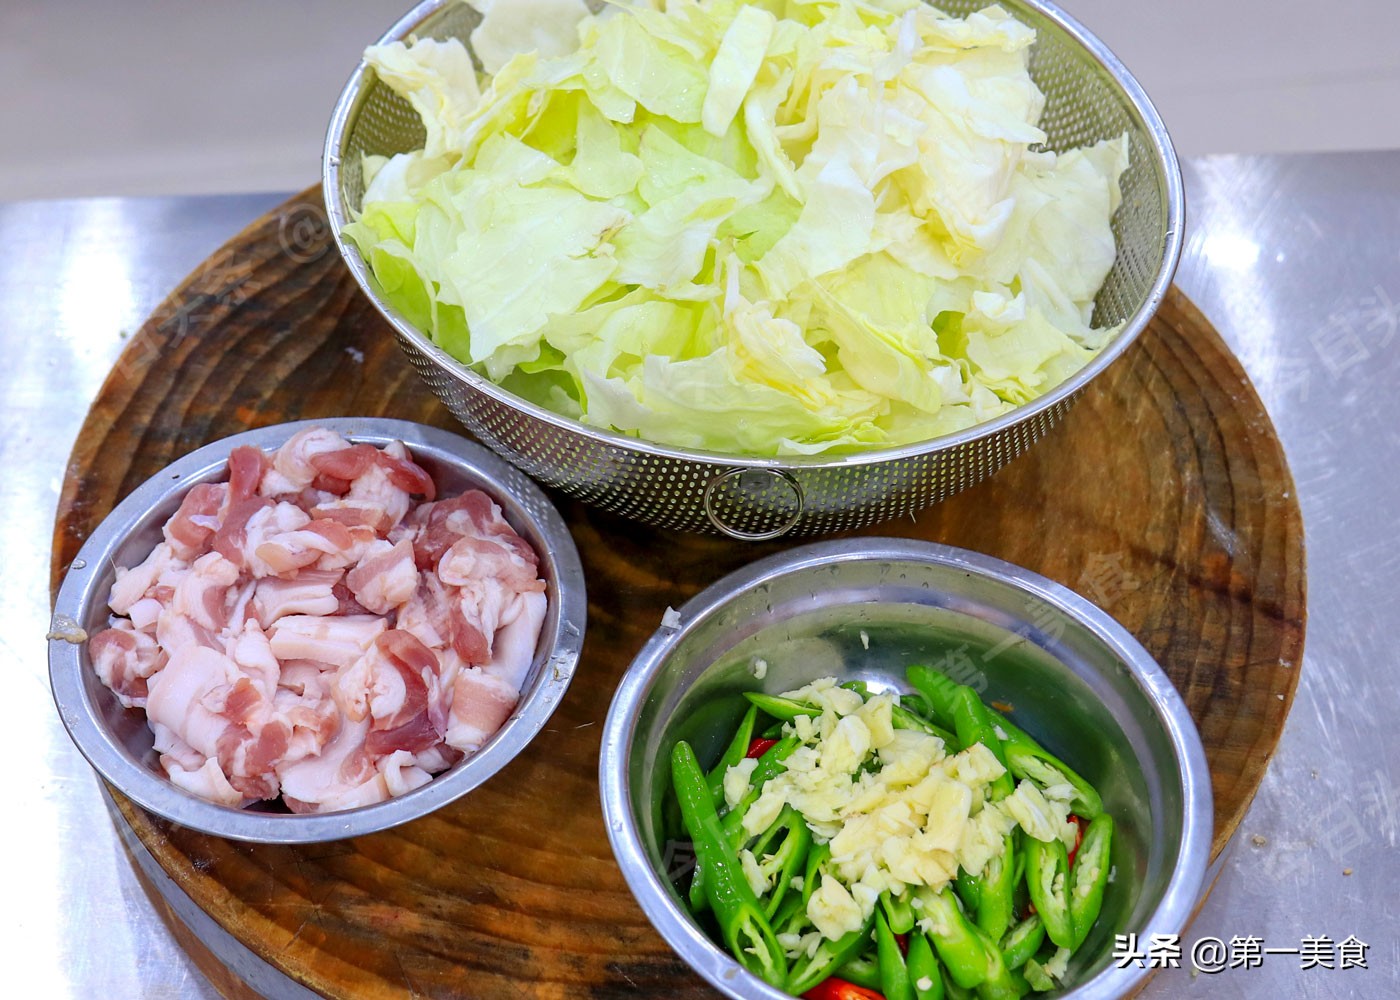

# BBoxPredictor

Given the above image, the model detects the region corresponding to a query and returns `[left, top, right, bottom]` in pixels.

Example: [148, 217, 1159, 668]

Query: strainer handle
[701, 467, 805, 541]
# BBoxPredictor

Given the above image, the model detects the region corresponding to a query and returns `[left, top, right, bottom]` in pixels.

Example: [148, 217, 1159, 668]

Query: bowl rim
[598, 537, 1212, 1000]
[48, 417, 586, 844]
[321, 0, 1184, 471]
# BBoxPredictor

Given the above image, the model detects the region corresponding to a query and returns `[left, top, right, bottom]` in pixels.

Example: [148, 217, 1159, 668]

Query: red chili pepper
[746, 737, 779, 759]
[803, 976, 887, 1000]
[896, 932, 909, 955]
[1067, 814, 1087, 868]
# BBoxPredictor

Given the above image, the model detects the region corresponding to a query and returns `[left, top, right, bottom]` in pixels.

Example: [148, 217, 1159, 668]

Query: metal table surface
[8, 153, 1397, 998]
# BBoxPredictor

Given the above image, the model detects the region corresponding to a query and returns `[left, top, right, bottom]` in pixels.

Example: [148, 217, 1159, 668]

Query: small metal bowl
[600, 538, 1210, 999]
[49, 418, 585, 843]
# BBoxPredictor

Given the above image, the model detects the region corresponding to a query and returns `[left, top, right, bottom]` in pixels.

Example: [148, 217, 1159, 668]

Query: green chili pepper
[877, 910, 914, 1000]
[951, 687, 1014, 800]
[670, 740, 788, 988]
[968, 925, 1027, 1000]
[907, 932, 946, 1000]
[1021, 958, 1055, 993]
[992, 713, 1102, 819]
[1069, 814, 1114, 948]
[705, 704, 757, 807]
[753, 806, 812, 921]
[905, 665, 962, 729]
[915, 888, 992, 990]
[841, 680, 871, 698]
[891, 701, 959, 747]
[998, 916, 1045, 971]
[786, 912, 878, 995]
[942, 967, 975, 1000]
[1023, 836, 1075, 951]
[836, 953, 884, 991]
[802, 841, 832, 906]
[881, 889, 916, 935]
[760, 720, 785, 739]
[744, 691, 822, 722]
[771, 889, 808, 937]
[906, 667, 1013, 799]
[976, 835, 1016, 942]
[691, 736, 799, 910]
[953, 866, 982, 917]
[900, 691, 936, 723]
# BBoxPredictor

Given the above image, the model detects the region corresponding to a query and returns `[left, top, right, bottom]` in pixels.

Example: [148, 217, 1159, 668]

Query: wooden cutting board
[50, 187, 1305, 998]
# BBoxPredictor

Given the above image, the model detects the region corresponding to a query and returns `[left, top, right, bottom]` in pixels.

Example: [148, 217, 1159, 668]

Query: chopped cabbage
[347, 0, 1128, 456]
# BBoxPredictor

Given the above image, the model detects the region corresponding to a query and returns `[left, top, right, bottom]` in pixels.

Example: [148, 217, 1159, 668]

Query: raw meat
[87, 430, 548, 814]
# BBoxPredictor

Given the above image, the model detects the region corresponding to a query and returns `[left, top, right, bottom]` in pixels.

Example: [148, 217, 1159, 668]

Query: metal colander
[324, 0, 1182, 540]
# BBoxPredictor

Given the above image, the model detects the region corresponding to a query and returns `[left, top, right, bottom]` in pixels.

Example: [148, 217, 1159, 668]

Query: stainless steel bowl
[599, 538, 1210, 999]
[49, 418, 586, 843]
[323, 0, 1183, 540]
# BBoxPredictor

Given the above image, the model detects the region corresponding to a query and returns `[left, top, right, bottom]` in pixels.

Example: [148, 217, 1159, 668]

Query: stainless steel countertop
[9, 153, 1397, 997]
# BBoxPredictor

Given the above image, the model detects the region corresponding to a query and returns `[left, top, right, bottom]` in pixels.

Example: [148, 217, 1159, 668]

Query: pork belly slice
[261, 427, 352, 496]
[165, 757, 245, 809]
[268, 614, 386, 669]
[109, 541, 187, 616]
[345, 538, 417, 615]
[163, 482, 226, 561]
[485, 590, 547, 694]
[170, 551, 240, 631]
[90, 620, 166, 708]
[276, 714, 376, 813]
[334, 630, 445, 756]
[444, 667, 518, 754]
[252, 568, 342, 625]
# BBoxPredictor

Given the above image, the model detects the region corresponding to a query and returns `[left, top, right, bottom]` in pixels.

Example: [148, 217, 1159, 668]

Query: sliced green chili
[906, 932, 946, 1000]
[744, 691, 822, 722]
[877, 910, 914, 1000]
[998, 915, 1045, 971]
[670, 740, 788, 988]
[976, 835, 1016, 942]
[1024, 835, 1075, 951]
[1069, 814, 1114, 948]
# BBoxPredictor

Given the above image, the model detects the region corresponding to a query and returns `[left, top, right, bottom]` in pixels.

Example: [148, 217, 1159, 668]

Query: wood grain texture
[50, 187, 1305, 998]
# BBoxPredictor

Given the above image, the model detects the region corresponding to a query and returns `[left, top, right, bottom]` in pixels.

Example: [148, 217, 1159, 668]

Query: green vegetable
[976, 835, 1017, 942]
[802, 841, 832, 907]
[881, 890, 916, 935]
[1024, 836, 1075, 951]
[670, 740, 787, 987]
[916, 889, 992, 990]
[998, 916, 1045, 971]
[690, 735, 798, 910]
[743, 691, 822, 722]
[787, 913, 878, 996]
[907, 933, 946, 1000]
[994, 713, 1103, 819]
[953, 866, 982, 917]
[752, 806, 812, 920]
[950, 687, 1014, 800]
[876, 910, 914, 1000]
[836, 953, 884, 991]
[891, 701, 959, 747]
[1069, 814, 1114, 948]
[350, 0, 1129, 458]
[968, 925, 1027, 1000]
[705, 703, 757, 806]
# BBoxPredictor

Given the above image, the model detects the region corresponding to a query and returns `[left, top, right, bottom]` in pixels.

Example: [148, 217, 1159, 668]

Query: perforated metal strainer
[324, 0, 1182, 539]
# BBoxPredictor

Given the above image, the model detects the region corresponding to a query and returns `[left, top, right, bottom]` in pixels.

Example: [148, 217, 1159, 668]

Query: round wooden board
[51, 187, 1305, 999]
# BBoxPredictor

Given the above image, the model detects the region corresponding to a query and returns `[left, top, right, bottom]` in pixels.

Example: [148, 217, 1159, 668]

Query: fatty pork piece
[145, 622, 289, 803]
[87, 428, 548, 812]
